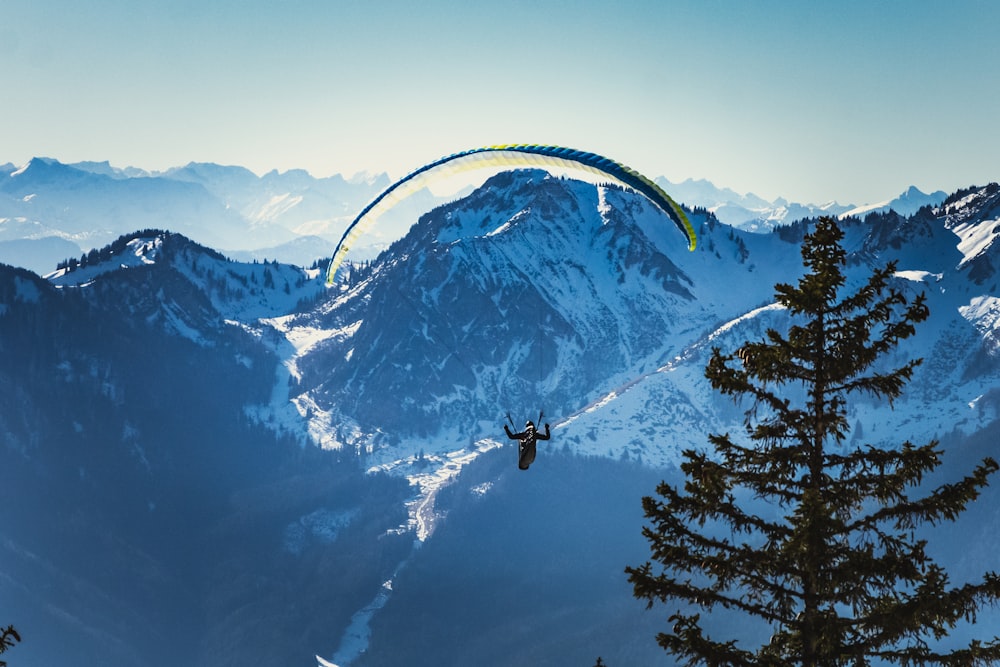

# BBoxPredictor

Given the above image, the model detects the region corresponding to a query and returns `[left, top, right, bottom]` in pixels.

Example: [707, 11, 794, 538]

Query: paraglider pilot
[505, 420, 551, 470]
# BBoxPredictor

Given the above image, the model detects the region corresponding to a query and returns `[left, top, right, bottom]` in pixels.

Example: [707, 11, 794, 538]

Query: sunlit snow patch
[367, 436, 505, 541]
[959, 295, 1000, 353]
[952, 217, 1000, 266]
[959, 295, 1000, 326]
[320, 576, 396, 667]
[705, 302, 786, 342]
[895, 269, 942, 283]
[46, 236, 162, 287]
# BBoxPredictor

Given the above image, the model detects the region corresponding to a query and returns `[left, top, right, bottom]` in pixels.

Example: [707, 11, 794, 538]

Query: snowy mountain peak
[940, 182, 1000, 219]
[653, 175, 855, 231]
[347, 170, 391, 187]
[44, 230, 325, 323]
[268, 171, 1000, 467]
[9, 156, 79, 181]
[67, 160, 153, 179]
[166, 161, 260, 185]
[287, 171, 784, 464]
[311, 175, 643, 428]
[46, 232, 165, 286]
[841, 185, 949, 220]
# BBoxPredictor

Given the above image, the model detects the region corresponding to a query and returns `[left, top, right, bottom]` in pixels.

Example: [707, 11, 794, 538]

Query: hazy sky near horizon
[3, 0, 998, 206]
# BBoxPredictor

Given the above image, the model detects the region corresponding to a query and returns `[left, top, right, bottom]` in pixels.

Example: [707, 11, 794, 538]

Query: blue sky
[2, 0, 997, 205]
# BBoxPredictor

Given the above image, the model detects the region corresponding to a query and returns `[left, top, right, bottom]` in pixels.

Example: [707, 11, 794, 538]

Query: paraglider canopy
[325, 144, 697, 285]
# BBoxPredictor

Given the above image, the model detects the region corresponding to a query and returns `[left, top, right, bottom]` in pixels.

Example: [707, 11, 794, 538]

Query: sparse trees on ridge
[627, 216, 1000, 666]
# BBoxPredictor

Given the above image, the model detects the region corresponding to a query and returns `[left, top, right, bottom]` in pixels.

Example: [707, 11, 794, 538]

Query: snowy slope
[277, 175, 1000, 665]
[7, 167, 1000, 667]
[45, 231, 327, 337]
[243, 175, 1000, 532]
[281, 173, 791, 454]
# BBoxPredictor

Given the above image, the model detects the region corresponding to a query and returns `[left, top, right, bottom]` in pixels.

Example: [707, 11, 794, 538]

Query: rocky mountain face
[282, 172, 1000, 467]
[2, 172, 999, 666]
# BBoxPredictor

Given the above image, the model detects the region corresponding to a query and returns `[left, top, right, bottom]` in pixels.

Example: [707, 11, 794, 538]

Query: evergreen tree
[627, 217, 1000, 666]
[0, 625, 20, 667]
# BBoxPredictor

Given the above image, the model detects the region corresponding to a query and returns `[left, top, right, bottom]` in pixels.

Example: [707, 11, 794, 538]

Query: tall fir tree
[627, 217, 1000, 666]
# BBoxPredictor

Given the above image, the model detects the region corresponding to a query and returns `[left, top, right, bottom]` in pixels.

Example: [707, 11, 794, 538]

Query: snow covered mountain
[840, 184, 949, 219]
[0, 158, 431, 275]
[655, 174, 855, 229]
[273, 173, 998, 459]
[3, 170, 1000, 666]
[1, 156, 946, 276]
[656, 175, 949, 233]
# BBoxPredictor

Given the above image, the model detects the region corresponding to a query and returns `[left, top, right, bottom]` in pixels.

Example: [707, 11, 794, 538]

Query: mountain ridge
[0, 155, 956, 275]
[2, 169, 1000, 666]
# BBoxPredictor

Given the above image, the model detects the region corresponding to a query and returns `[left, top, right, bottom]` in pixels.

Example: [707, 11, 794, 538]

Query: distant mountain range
[655, 175, 948, 230]
[1, 157, 948, 275]
[0, 157, 431, 274]
[1, 163, 997, 666]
